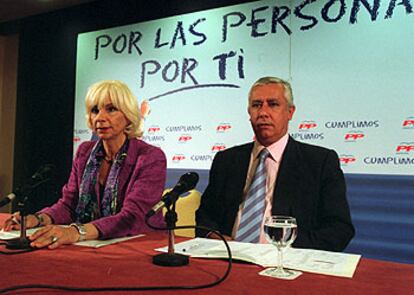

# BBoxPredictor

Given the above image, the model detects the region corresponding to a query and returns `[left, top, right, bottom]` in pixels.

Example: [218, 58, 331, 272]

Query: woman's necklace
[104, 156, 114, 165]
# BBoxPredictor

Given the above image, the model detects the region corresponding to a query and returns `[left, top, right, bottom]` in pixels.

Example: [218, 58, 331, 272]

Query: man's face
[248, 83, 295, 146]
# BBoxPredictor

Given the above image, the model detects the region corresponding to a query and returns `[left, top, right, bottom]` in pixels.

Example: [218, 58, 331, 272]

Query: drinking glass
[264, 215, 298, 278]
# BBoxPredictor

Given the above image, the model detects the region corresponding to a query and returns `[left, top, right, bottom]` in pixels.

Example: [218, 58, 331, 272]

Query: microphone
[0, 193, 16, 208]
[31, 164, 55, 182]
[146, 172, 199, 217]
[13, 164, 56, 196]
[3, 164, 55, 251]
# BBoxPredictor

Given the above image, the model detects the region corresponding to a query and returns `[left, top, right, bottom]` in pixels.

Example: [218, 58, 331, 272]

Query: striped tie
[236, 148, 270, 243]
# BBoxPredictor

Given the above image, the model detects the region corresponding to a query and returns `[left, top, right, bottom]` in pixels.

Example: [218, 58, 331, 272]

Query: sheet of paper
[157, 237, 275, 263]
[156, 238, 361, 278]
[283, 248, 361, 278]
[74, 235, 144, 248]
[0, 228, 143, 248]
[0, 228, 38, 239]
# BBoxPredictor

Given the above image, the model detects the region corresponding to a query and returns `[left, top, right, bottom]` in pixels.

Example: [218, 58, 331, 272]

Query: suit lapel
[117, 139, 138, 198]
[272, 137, 303, 215]
[232, 143, 253, 201]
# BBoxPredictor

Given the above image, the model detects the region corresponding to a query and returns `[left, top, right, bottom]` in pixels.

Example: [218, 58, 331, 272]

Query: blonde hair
[85, 80, 143, 138]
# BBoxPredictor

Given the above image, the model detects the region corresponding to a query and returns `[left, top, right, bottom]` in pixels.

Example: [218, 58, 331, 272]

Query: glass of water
[264, 216, 298, 278]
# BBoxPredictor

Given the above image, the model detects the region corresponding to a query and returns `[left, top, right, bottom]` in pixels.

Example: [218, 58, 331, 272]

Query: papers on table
[0, 228, 143, 248]
[283, 247, 361, 278]
[74, 235, 143, 248]
[156, 238, 361, 278]
[0, 228, 38, 239]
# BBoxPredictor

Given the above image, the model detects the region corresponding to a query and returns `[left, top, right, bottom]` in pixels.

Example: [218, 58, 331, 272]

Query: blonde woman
[3, 80, 166, 248]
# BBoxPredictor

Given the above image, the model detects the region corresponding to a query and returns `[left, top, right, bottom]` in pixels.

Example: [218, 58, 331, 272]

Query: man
[196, 76, 354, 252]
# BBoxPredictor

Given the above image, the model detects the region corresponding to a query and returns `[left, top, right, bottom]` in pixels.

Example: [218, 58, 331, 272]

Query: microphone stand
[152, 200, 189, 267]
[6, 194, 32, 250]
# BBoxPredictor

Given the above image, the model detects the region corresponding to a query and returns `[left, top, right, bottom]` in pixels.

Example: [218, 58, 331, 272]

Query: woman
[3, 80, 166, 249]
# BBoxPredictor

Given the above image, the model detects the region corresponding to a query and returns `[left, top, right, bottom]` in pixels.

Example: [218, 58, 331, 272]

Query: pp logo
[172, 154, 186, 163]
[344, 131, 365, 142]
[211, 144, 226, 152]
[339, 155, 356, 165]
[216, 123, 232, 133]
[148, 126, 161, 133]
[396, 143, 414, 154]
[298, 121, 317, 131]
[178, 134, 192, 143]
[402, 118, 414, 129]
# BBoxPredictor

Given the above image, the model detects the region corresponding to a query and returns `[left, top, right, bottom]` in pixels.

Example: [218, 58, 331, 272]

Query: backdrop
[73, 0, 414, 263]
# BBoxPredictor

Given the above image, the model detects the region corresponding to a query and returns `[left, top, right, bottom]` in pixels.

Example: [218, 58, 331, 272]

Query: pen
[11, 216, 20, 225]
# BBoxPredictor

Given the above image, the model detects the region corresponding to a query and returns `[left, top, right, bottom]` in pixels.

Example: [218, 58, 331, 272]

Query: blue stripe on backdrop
[167, 169, 414, 264]
[345, 174, 414, 264]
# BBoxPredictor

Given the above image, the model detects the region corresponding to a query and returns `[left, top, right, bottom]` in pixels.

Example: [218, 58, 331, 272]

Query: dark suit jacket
[196, 137, 355, 252]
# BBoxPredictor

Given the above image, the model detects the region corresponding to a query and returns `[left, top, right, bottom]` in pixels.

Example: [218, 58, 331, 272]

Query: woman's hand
[29, 225, 80, 249]
[2, 212, 40, 231]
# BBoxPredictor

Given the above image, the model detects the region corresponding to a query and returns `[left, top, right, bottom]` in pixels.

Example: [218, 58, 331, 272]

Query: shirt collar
[253, 133, 289, 163]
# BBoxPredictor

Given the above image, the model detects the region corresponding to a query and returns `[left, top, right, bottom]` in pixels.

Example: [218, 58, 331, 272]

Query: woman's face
[90, 96, 129, 143]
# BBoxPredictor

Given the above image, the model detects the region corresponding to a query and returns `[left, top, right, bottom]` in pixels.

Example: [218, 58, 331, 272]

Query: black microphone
[146, 172, 199, 217]
[0, 193, 16, 208]
[16, 164, 56, 196]
[31, 164, 55, 182]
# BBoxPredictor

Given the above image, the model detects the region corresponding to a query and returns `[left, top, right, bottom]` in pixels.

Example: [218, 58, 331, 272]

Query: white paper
[283, 248, 361, 278]
[156, 238, 361, 278]
[0, 228, 38, 239]
[74, 235, 144, 248]
[0, 228, 143, 248]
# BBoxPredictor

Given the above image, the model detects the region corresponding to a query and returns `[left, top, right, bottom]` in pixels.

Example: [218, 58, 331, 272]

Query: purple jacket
[40, 138, 166, 239]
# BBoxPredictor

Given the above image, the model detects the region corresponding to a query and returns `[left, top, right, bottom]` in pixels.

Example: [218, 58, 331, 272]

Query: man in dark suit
[196, 77, 354, 252]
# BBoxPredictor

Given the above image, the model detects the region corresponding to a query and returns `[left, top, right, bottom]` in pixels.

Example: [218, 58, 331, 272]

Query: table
[0, 214, 413, 294]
